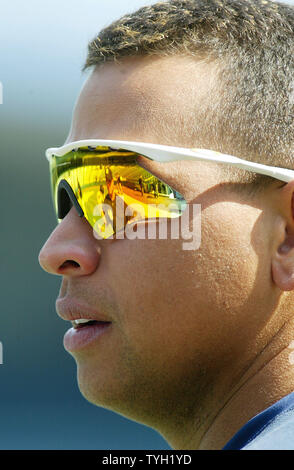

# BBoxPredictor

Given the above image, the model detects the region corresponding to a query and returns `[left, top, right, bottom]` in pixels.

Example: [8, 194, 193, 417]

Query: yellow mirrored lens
[50, 147, 187, 239]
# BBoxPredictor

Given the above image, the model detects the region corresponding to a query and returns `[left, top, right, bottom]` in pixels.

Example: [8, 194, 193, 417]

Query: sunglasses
[46, 139, 294, 240]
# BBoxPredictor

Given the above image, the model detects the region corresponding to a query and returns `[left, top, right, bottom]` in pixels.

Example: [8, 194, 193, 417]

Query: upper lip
[56, 297, 112, 323]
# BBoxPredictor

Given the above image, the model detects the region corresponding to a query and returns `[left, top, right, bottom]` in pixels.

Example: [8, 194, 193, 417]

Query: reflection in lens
[50, 147, 187, 239]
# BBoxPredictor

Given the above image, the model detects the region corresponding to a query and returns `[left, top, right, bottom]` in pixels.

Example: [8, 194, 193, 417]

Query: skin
[38, 55, 294, 450]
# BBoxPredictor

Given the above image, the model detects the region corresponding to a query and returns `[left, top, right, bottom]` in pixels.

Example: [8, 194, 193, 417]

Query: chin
[76, 360, 114, 407]
[75, 357, 134, 412]
[75, 360, 159, 426]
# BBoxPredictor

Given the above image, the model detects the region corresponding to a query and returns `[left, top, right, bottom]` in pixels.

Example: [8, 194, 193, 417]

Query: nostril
[59, 260, 80, 270]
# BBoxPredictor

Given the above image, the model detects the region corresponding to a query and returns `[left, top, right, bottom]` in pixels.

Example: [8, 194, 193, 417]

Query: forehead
[67, 54, 219, 146]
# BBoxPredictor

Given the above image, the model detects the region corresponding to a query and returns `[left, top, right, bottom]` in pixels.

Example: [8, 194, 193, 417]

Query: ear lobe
[272, 256, 294, 291]
[272, 229, 294, 291]
[271, 187, 294, 291]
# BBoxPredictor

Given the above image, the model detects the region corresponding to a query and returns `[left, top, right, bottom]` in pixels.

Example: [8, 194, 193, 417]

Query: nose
[39, 206, 102, 276]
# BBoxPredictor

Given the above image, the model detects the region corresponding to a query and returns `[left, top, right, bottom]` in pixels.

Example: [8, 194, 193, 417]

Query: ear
[272, 186, 294, 291]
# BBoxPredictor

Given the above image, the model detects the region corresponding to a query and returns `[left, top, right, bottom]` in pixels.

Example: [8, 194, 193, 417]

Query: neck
[158, 313, 294, 450]
[199, 317, 294, 450]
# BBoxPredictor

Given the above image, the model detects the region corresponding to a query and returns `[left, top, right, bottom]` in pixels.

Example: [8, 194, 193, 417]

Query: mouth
[64, 320, 112, 352]
[71, 319, 111, 329]
[56, 297, 112, 323]
[55, 298, 112, 352]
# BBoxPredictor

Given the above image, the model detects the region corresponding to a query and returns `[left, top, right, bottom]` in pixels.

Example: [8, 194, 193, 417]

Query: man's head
[83, 0, 294, 192]
[39, 0, 294, 449]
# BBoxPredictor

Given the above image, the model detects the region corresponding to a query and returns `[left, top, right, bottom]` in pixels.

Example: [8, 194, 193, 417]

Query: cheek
[107, 236, 203, 364]
[107, 202, 266, 362]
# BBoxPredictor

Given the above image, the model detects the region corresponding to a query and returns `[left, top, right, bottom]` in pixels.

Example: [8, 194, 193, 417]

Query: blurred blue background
[1, 0, 294, 451]
[0, 0, 170, 450]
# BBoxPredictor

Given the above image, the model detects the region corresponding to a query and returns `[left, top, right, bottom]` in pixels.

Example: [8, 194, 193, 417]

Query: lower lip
[63, 323, 111, 352]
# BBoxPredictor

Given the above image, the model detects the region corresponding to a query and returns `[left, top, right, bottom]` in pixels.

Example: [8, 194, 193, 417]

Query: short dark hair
[83, 0, 294, 195]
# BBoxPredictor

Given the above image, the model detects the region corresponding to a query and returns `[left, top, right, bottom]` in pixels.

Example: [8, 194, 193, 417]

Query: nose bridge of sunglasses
[57, 179, 84, 219]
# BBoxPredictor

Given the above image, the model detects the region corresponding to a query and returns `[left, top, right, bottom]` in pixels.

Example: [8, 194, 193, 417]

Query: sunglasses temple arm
[175, 149, 294, 184]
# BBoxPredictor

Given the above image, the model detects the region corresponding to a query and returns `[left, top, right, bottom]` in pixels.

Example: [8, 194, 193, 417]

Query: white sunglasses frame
[46, 139, 294, 184]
